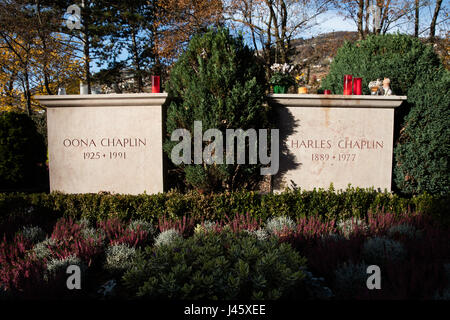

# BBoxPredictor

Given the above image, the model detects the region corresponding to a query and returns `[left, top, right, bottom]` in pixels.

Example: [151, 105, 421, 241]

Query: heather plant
[194, 220, 218, 235]
[78, 218, 93, 229]
[362, 236, 407, 264]
[50, 218, 104, 265]
[99, 218, 149, 248]
[295, 216, 336, 239]
[122, 231, 306, 299]
[158, 215, 195, 237]
[0, 234, 47, 295]
[320, 233, 346, 243]
[128, 219, 156, 239]
[45, 255, 87, 291]
[45, 255, 84, 280]
[266, 216, 296, 236]
[31, 238, 56, 261]
[154, 229, 182, 247]
[333, 261, 368, 299]
[223, 212, 261, 233]
[337, 218, 368, 238]
[19, 225, 46, 244]
[81, 226, 106, 241]
[246, 228, 270, 241]
[104, 243, 137, 273]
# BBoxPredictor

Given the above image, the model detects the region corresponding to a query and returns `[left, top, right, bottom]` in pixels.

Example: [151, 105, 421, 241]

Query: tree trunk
[376, 0, 390, 35]
[357, 0, 364, 39]
[82, 0, 91, 93]
[364, 0, 370, 36]
[24, 70, 31, 115]
[83, 28, 91, 94]
[131, 27, 143, 92]
[414, 0, 419, 37]
[36, 0, 53, 95]
[266, 0, 281, 64]
[279, 0, 288, 63]
[430, 0, 443, 42]
[265, 5, 273, 81]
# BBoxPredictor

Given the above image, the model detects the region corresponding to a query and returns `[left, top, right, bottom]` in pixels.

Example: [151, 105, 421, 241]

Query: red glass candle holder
[152, 76, 160, 93]
[324, 90, 331, 95]
[343, 74, 353, 95]
[353, 77, 362, 95]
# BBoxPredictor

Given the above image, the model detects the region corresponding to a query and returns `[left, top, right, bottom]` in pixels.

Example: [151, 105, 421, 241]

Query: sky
[301, 10, 357, 38]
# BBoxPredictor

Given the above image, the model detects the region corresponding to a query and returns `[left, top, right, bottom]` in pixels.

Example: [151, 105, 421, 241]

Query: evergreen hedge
[394, 70, 450, 195]
[1, 188, 447, 235]
[321, 34, 449, 195]
[0, 112, 47, 190]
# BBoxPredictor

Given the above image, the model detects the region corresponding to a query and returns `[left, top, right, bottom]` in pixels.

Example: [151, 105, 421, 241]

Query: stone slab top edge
[34, 93, 168, 107]
[268, 94, 407, 108]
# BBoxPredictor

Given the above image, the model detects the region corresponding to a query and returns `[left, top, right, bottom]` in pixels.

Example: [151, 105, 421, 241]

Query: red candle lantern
[353, 77, 362, 95]
[324, 90, 331, 95]
[343, 74, 352, 95]
[152, 76, 160, 93]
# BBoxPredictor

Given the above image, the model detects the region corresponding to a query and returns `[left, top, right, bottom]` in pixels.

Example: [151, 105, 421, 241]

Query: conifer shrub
[163, 28, 270, 192]
[122, 231, 306, 299]
[321, 34, 449, 195]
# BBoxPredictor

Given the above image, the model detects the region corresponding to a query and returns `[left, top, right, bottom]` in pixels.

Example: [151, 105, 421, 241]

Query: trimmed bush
[0, 188, 448, 237]
[321, 34, 449, 195]
[163, 27, 270, 192]
[0, 111, 47, 190]
[122, 231, 306, 299]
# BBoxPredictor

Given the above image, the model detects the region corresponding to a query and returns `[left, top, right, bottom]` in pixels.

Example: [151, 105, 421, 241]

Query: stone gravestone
[35, 93, 167, 195]
[270, 94, 406, 192]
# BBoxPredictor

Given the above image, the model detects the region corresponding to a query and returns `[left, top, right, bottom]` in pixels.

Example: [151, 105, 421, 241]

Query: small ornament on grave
[381, 78, 393, 96]
[368, 79, 383, 95]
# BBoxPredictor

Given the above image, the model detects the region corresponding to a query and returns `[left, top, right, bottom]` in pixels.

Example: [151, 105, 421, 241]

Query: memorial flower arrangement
[269, 63, 296, 93]
[295, 73, 306, 86]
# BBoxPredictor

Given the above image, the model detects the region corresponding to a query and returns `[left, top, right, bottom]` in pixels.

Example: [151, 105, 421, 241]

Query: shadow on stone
[270, 102, 301, 191]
